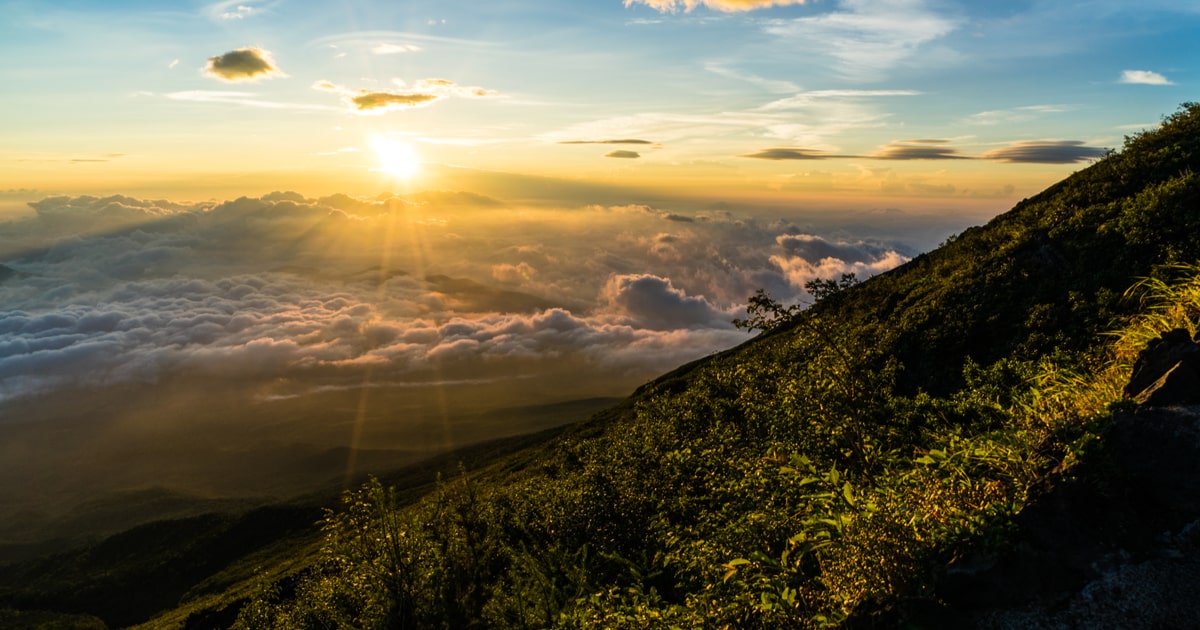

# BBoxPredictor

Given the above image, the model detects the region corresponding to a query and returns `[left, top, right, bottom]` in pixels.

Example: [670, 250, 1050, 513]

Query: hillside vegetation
[5, 104, 1200, 628]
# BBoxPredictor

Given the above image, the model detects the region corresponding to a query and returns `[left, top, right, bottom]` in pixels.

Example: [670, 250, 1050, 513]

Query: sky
[1, 0, 1195, 210]
[0, 0, 1196, 536]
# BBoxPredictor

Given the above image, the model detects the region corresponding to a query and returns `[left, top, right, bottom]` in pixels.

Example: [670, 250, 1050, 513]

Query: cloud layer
[741, 139, 1107, 164]
[0, 193, 915, 408]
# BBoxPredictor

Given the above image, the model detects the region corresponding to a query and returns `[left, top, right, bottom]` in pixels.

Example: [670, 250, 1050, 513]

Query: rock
[926, 406, 1200, 626]
[1124, 328, 1200, 405]
[1136, 359, 1200, 406]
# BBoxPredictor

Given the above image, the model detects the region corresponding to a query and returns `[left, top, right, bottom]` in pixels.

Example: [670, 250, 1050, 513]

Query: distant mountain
[4, 103, 1200, 628]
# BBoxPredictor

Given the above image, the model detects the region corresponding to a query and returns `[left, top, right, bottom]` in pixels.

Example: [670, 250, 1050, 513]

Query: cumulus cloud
[605, 150, 642, 159]
[1119, 70, 1173, 85]
[601, 274, 731, 330]
[625, 0, 808, 11]
[770, 233, 910, 294]
[982, 140, 1108, 164]
[203, 47, 286, 82]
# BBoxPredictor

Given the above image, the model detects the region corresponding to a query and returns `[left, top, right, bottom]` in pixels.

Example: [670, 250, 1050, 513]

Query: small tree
[733, 289, 801, 333]
[734, 274, 859, 333]
[805, 273, 859, 303]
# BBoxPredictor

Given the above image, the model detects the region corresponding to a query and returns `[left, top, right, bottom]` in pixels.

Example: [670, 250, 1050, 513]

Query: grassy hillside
[5, 103, 1200, 628]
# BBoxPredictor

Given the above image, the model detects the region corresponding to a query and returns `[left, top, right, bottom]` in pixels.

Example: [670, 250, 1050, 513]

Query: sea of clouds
[0, 192, 913, 405]
[0, 191, 925, 529]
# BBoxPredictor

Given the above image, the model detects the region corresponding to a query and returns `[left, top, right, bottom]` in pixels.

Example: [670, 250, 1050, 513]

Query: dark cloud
[559, 139, 657, 145]
[982, 141, 1109, 164]
[351, 91, 441, 113]
[740, 148, 844, 160]
[605, 150, 642, 159]
[871, 140, 970, 160]
[601, 274, 730, 330]
[204, 47, 285, 82]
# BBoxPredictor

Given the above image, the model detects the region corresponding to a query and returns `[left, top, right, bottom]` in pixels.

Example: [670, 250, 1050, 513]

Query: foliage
[733, 288, 802, 333]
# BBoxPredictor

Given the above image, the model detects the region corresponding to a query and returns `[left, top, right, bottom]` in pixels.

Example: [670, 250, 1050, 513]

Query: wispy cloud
[207, 1, 274, 21]
[981, 140, 1108, 164]
[762, 0, 959, 81]
[373, 43, 421, 55]
[203, 47, 286, 83]
[558, 139, 657, 145]
[166, 90, 338, 111]
[625, 0, 809, 12]
[759, 90, 921, 111]
[546, 90, 917, 151]
[963, 104, 1071, 126]
[1119, 69, 1173, 85]
[704, 62, 802, 93]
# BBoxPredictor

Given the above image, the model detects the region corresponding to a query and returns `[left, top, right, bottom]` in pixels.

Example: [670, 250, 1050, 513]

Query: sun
[370, 135, 421, 179]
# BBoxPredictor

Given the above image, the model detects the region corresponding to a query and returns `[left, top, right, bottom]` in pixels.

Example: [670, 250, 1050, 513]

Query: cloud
[624, 0, 809, 12]
[221, 5, 254, 19]
[316, 78, 496, 114]
[871, 139, 969, 160]
[769, 233, 910, 294]
[207, 1, 272, 20]
[982, 140, 1108, 164]
[962, 104, 1070, 126]
[605, 150, 642, 159]
[600, 274, 731, 330]
[203, 47, 286, 82]
[740, 147, 839, 160]
[762, 0, 959, 81]
[558, 139, 657, 145]
[743, 138, 1097, 163]
[0, 193, 950, 428]
[373, 43, 421, 54]
[166, 90, 339, 112]
[1119, 70, 1173, 85]
[351, 91, 441, 113]
[704, 62, 800, 94]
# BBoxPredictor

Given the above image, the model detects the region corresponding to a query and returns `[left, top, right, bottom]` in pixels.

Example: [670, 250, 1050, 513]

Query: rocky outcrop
[919, 331, 1200, 628]
[1124, 328, 1200, 406]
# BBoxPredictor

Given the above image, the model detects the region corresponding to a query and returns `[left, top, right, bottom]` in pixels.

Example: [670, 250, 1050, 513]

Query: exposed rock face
[1124, 328, 1200, 406]
[921, 332, 1200, 628]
